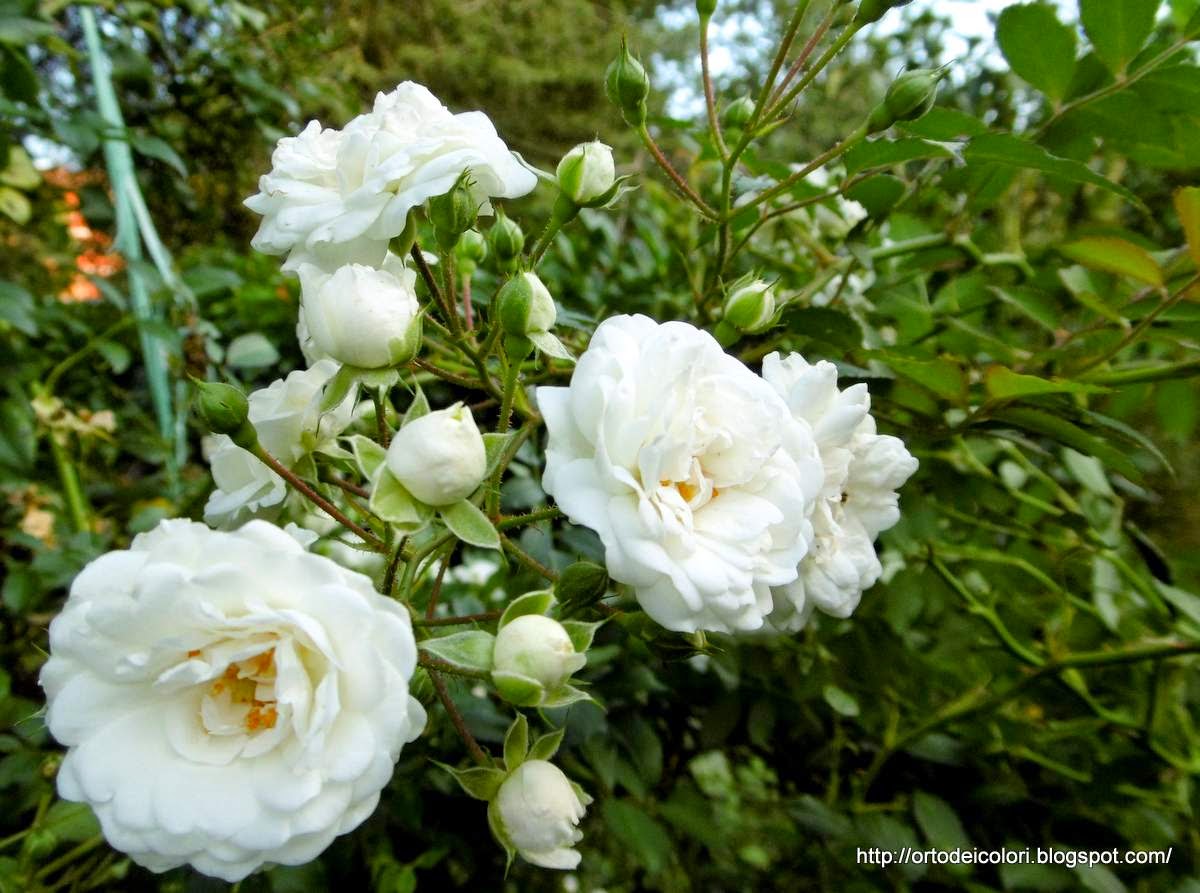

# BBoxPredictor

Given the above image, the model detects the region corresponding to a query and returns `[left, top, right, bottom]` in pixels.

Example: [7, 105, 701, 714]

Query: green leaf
[369, 470, 433, 532]
[41, 801, 100, 843]
[989, 407, 1143, 481]
[541, 684, 594, 709]
[844, 174, 905, 217]
[964, 134, 1141, 206]
[493, 670, 545, 706]
[498, 589, 554, 628]
[0, 186, 29, 224]
[402, 386, 430, 427]
[985, 367, 1110, 400]
[225, 332, 280, 369]
[996, 3, 1078, 101]
[131, 133, 187, 178]
[503, 713, 529, 769]
[441, 499, 501, 549]
[913, 791, 972, 851]
[600, 800, 673, 874]
[433, 763, 505, 800]
[483, 431, 516, 477]
[561, 619, 603, 653]
[843, 138, 954, 176]
[0, 146, 39, 190]
[1060, 236, 1164, 287]
[319, 363, 357, 413]
[875, 353, 967, 403]
[528, 727, 566, 761]
[348, 434, 387, 480]
[1080, 0, 1161, 75]
[781, 306, 864, 350]
[419, 630, 495, 674]
[0, 281, 36, 336]
[1174, 186, 1200, 266]
[0, 45, 39, 104]
[0, 17, 56, 46]
[898, 107, 988, 140]
[822, 685, 860, 718]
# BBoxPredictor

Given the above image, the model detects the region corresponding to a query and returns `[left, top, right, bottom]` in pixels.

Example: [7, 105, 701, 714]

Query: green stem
[738, 123, 868, 213]
[50, 436, 89, 534]
[414, 611, 502, 628]
[761, 23, 862, 123]
[500, 532, 559, 582]
[699, 13, 729, 160]
[638, 125, 719, 219]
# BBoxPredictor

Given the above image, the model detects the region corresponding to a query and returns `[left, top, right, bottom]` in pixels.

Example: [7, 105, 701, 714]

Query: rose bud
[385, 402, 487, 506]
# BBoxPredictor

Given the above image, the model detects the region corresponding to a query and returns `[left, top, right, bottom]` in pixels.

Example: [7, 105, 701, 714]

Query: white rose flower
[38, 519, 426, 882]
[297, 256, 422, 369]
[556, 141, 616, 205]
[761, 352, 918, 630]
[296, 304, 331, 366]
[495, 760, 587, 870]
[385, 402, 486, 506]
[202, 435, 286, 529]
[538, 315, 825, 633]
[245, 82, 537, 272]
[249, 358, 356, 466]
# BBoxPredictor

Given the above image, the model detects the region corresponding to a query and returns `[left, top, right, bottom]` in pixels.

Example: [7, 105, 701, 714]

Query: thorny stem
[497, 506, 563, 530]
[414, 611, 502, 628]
[738, 123, 868, 214]
[427, 668, 491, 766]
[372, 389, 391, 447]
[253, 445, 386, 552]
[638, 125, 719, 219]
[425, 544, 454, 618]
[752, 0, 814, 126]
[699, 13, 728, 159]
[500, 532, 559, 582]
[461, 275, 474, 330]
[761, 23, 862, 123]
[411, 243, 459, 336]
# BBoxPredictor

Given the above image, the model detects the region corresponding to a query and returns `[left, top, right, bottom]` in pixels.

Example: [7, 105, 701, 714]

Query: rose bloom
[204, 359, 356, 529]
[538, 315, 824, 633]
[245, 82, 537, 272]
[39, 520, 426, 881]
[494, 760, 588, 870]
[762, 353, 918, 630]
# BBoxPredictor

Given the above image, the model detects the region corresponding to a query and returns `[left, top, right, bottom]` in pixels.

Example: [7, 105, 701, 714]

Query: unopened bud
[555, 561, 610, 617]
[429, 172, 478, 251]
[489, 208, 525, 271]
[497, 272, 556, 337]
[696, 0, 717, 17]
[723, 279, 777, 333]
[605, 39, 650, 127]
[193, 379, 257, 450]
[493, 614, 586, 703]
[722, 95, 755, 132]
[456, 229, 488, 276]
[557, 141, 616, 207]
[867, 66, 946, 133]
[855, 0, 914, 25]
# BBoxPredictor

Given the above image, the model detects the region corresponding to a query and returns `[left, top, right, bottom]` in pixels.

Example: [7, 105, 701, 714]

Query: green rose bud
[489, 208, 525, 272]
[456, 229, 488, 276]
[855, 0, 914, 25]
[492, 614, 587, 706]
[557, 141, 617, 207]
[722, 95, 756, 132]
[193, 378, 257, 450]
[429, 172, 479, 251]
[867, 66, 946, 133]
[696, 0, 717, 17]
[555, 561, 610, 617]
[723, 279, 777, 333]
[605, 38, 650, 127]
[497, 271, 557, 337]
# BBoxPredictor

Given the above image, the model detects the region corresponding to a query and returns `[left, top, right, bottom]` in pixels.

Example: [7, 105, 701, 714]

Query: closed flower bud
[724, 279, 777, 333]
[557, 141, 616, 207]
[722, 95, 755, 132]
[297, 262, 422, 369]
[696, 0, 718, 17]
[493, 615, 586, 698]
[495, 761, 588, 870]
[605, 39, 650, 127]
[867, 66, 945, 133]
[429, 172, 479, 250]
[855, 0, 914, 25]
[385, 402, 486, 506]
[497, 272, 557, 337]
[457, 229, 488, 265]
[555, 561, 610, 616]
[193, 379, 257, 450]
[489, 208, 525, 268]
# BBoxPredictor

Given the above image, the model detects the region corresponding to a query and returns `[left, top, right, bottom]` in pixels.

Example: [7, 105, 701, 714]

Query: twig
[638, 125, 719, 219]
[428, 668, 491, 766]
[500, 533, 559, 582]
[425, 545, 455, 619]
[415, 611, 503, 628]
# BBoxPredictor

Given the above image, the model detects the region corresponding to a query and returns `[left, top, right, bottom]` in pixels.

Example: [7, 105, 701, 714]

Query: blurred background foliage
[3, 0, 1200, 891]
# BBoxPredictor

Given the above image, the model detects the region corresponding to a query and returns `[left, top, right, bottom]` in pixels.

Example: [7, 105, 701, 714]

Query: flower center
[205, 647, 278, 733]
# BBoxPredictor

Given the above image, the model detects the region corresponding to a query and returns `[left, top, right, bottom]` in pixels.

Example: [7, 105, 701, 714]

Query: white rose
[38, 519, 426, 882]
[537, 315, 825, 634]
[248, 358, 356, 466]
[245, 83, 537, 272]
[385, 402, 486, 506]
[296, 304, 331, 366]
[556, 141, 616, 205]
[495, 760, 587, 870]
[492, 614, 586, 694]
[761, 352, 918, 630]
[202, 434, 286, 529]
[297, 257, 422, 369]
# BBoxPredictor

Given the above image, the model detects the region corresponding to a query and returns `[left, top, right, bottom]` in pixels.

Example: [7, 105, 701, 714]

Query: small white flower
[495, 760, 587, 870]
[39, 519, 426, 882]
[297, 257, 421, 369]
[385, 402, 486, 506]
[761, 352, 918, 630]
[538, 315, 825, 633]
[249, 359, 356, 466]
[493, 615, 586, 694]
[245, 83, 537, 272]
[556, 141, 616, 205]
[202, 435, 286, 529]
